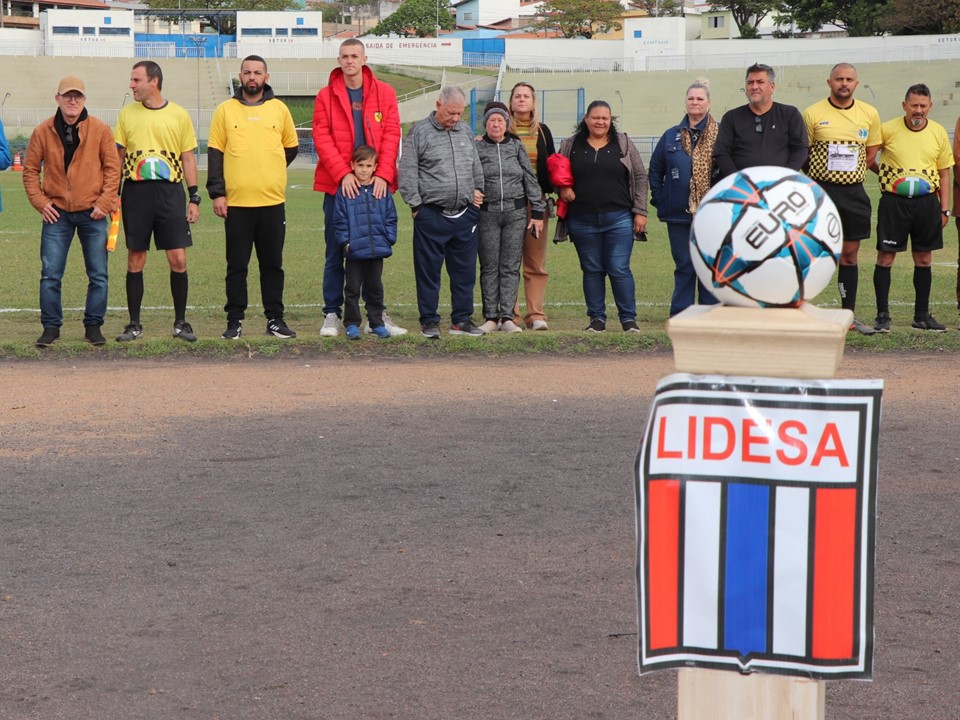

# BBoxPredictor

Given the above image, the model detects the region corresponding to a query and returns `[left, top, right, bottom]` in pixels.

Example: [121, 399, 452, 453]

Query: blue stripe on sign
[724, 483, 770, 656]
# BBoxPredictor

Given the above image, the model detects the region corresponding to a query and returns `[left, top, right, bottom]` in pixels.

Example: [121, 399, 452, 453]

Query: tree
[779, 0, 889, 37]
[144, 0, 298, 35]
[368, 0, 455, 37]
[883, 0, 960, 34]
[312, 2, 343, 23]
[533, 0, 623, 39]
[710, 1, 776, 39]
[634, 0, 684, 17]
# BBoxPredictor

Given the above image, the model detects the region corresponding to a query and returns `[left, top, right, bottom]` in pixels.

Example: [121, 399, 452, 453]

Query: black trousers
[224, 204, 286, 321]
[344, 257, 384, 328]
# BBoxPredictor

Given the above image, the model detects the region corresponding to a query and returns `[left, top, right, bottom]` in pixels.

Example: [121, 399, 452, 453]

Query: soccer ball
[690, 166, 842, 307]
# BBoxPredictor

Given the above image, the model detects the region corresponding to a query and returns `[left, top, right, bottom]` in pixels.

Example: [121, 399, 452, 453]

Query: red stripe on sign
[811, 488, 857, 659]
[648, 480, 680, 649]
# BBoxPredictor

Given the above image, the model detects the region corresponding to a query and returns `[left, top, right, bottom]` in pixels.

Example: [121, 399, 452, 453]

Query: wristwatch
[189, 193, 202, 206]
[942, 209, 951, 217]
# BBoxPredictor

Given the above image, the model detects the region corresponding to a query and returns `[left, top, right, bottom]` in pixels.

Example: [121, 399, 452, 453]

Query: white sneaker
[383, 313, 408, 336]
[500, 319, 523, 333]
[320, 312, 340, 337]
[530, 319, 548, 331]
[364, 316, 408, 336]
[479, 319, 500, 334]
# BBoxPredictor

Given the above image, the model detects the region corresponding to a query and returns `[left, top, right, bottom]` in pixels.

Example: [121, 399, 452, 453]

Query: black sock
[837, 264, 858, 312]
[126, 271, 144, 325]
[873, 265, 891, 314]
[913, 266, 932, 318]
[171, 271, 188, 324]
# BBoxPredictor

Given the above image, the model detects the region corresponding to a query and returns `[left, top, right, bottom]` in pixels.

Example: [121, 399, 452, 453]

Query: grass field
[1, 168, 959, 358]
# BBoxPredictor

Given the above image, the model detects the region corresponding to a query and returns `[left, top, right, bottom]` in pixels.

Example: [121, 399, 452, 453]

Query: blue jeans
[566, 209, 636, 324]
[322, 193, 344, 316]
[39, 209, 109, 328]
[667, 222, 718, 317]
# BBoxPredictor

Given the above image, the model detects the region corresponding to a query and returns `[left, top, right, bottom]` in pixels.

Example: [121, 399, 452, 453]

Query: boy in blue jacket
[332, 145, 398, 339]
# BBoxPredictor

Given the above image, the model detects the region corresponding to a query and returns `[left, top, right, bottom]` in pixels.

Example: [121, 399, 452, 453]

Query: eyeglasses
[755, 116, 763, 133]
[58, 93, 85, 103]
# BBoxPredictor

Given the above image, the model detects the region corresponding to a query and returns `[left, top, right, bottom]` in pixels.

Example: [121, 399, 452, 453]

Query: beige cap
[57, 76, 86, 95]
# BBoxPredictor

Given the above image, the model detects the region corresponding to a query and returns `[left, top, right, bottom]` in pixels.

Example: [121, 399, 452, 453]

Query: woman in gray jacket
[475, 102, 545, 333]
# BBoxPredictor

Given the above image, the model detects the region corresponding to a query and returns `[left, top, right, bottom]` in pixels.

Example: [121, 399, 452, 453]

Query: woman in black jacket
[507, 82, 555, 331]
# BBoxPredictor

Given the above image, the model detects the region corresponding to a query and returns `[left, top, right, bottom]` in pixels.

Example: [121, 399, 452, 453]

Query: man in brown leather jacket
[23, 75, 120, 347]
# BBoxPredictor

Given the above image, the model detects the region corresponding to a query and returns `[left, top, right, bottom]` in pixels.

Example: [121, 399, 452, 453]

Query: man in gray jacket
[399, 86, 485, 338]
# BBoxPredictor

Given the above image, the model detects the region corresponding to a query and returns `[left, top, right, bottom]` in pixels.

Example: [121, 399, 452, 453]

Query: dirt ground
[1, 351, 958, 719]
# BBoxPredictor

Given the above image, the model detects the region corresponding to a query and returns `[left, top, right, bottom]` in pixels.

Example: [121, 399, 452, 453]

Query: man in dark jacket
[313, 39, 404, 337]
[714, 63, 808, 177]
[399, 86, 485, 338]
[207, 55, 299, 340]
[22, 75, 121, 347]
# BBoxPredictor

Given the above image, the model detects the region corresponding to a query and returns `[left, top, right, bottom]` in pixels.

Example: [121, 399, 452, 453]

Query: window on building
[708, 16, 724, 29]
[464, 12, 473, 21]
[241, 27, 272, 36]
[52, 26, 80, 34]
[99, 26, 130, 35]
[83, 26, 95, 35]
[291, 27, 318, 36]
[276, 27, 288, 35]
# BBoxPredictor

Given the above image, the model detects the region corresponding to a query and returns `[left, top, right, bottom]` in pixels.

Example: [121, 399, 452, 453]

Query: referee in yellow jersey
[802, 63, 881, 335]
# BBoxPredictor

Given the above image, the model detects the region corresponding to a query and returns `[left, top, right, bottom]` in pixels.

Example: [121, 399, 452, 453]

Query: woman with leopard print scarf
[649, 80, 721, 317]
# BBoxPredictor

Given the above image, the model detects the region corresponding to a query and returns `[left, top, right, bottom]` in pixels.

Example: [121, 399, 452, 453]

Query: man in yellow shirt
[114, 60, 200, 342]
[869, 83, 953, 333]
[802, 63, 881, 335]
[207, 55, 299, 340]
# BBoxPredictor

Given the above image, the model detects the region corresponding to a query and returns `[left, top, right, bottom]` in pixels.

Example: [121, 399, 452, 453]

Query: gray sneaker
[320, 312, 340, 337]
[116, 323, 143, 342]
[420, 323, 441, 339]
[448, 319, 485, 336]
[850, 319, 877, 336]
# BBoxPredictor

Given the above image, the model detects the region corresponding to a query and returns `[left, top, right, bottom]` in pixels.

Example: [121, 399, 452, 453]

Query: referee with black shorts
[869, 84, 954, 333]
[114, 60, 201, 342]
[802, 63, 881, 335]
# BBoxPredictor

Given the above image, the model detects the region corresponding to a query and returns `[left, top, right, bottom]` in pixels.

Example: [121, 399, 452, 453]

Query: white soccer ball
[690, 166, 842, 307]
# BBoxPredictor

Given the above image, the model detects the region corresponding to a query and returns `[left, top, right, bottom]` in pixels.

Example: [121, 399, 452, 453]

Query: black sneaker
[420, 323, 441, 339]
[873, 312, 891, 333]
[622, 320, 640, 333]
[84, 325, 106, 346]
[911, 313, 947, 332]
[173, 321, 197, 342]
[116, 323, 143, 342]
[36, 327, 60, 348]
[266, 318, 296, 339]
[448, 319, 485, 336]
[586, 318, 606, 332]
[222, 320, 242, 340]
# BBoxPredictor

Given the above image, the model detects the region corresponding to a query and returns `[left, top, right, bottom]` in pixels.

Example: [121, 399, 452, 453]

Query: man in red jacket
[313, 39, 404, 336]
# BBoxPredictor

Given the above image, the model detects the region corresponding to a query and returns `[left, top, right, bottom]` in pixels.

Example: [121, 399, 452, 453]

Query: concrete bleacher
[504, 60, 960, 140]
[0, 55, 337, 139]
[4, 54, 960, 146]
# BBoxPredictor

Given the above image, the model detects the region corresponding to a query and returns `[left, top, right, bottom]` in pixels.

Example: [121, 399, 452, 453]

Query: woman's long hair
[507, 81, 541, 138]
[574, 100, 618, 142]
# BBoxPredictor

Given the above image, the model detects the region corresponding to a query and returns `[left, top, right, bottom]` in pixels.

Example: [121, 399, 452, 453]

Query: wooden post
[666, 302, 853, 720]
